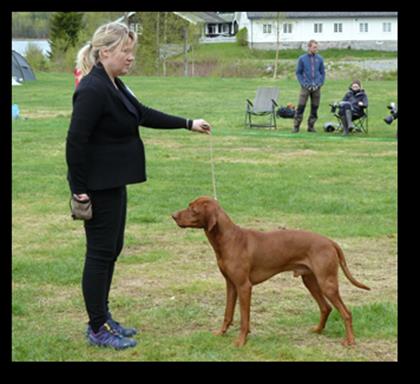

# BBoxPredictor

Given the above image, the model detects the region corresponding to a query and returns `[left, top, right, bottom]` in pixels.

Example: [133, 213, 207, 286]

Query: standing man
[293, 40, 325, 133]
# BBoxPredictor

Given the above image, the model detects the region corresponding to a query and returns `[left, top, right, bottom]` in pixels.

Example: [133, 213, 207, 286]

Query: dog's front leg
[234, 281, 252, 347]
[214, 278, 237, 336]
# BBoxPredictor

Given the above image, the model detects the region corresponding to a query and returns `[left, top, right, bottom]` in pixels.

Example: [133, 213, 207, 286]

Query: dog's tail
[333, 242, 371, 291]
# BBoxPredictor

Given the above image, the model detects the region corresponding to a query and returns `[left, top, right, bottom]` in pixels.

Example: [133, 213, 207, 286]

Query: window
[263, 24, 272, 34]
[208, 24, 216, 34]
[334, 23, 343, 33]
[129, 23, 141, 35]
[359, 23, 368, 33]
[383, 22, 392, 32]
[283, 23, 292, 34]
[314, 23, 323, 33]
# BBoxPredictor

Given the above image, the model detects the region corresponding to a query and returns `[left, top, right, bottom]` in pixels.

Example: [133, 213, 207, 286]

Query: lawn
[12, 72, 397, 361]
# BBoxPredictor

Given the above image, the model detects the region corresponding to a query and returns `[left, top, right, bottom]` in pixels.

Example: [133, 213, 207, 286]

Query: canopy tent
[12, 50, 36, 83]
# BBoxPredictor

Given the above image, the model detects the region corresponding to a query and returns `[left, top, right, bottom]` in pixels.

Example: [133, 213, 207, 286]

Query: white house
[174, 12, 236, 40]
[234, 12, 398, 51]
[119, 12, 236, 40]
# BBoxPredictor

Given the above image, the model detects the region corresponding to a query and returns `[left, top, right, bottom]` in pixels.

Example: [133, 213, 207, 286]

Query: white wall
[249, 17, 397, 44]
[235, 12, 249, 31]
[297, 17, 397, 42]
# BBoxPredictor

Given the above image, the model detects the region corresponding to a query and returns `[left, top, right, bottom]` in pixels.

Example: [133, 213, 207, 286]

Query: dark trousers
[82, 186, 127, 332]
[338, 102, 363, 133]
[294, 87, 321, 129]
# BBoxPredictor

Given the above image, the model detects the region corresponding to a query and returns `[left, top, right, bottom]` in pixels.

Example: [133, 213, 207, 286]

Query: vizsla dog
[172, 196, 370, 347]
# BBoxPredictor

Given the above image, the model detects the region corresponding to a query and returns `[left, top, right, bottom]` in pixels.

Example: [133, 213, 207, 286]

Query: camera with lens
[329, 102, 339, 114]
[384, 102, 398, 125]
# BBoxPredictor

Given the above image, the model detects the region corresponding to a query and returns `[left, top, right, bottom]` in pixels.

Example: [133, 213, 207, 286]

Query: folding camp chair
[330, 103, 368, 134]
[245, 87, 279, 129]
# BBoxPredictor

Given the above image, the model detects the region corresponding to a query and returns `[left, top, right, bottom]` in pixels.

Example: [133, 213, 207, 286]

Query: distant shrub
[47, 42, 80, 73]
[25, 43, 49, 71]
[236, 27, 248, 47]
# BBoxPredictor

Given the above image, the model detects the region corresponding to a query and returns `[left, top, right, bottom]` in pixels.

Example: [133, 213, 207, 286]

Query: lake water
[12, 39, 51, 57]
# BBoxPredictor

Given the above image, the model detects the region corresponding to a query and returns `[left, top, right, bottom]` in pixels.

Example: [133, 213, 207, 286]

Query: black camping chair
[245, 87, 279, 129]
[330, 102, 369, 134]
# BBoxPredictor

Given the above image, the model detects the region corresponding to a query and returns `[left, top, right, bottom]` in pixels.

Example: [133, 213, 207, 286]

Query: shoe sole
[87, 338, 137, 350]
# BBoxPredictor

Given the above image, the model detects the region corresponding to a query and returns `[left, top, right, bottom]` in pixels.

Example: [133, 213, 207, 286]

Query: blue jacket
[296, 53, 325, 88]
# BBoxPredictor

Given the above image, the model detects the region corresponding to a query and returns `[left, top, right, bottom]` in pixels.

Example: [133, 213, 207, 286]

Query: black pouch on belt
[70, 195, 92, 220]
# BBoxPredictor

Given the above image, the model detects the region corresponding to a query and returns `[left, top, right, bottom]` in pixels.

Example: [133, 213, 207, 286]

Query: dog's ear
[204, 202, 218, 232]
[207, 213, 217, 232]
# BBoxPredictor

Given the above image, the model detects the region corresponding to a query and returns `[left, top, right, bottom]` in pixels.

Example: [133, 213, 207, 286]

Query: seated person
[336, 79, 368, 135]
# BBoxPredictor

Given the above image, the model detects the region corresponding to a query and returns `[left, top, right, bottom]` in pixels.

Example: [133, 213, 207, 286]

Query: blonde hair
[76, 22, 137, 77]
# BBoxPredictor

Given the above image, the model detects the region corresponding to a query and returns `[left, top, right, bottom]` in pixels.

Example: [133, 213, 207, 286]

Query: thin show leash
[208, 132, 218, 201]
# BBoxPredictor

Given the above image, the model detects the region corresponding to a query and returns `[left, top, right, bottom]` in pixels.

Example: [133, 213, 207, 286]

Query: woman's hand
[191, 119, 212, 134]
[73, 193, 90, 201]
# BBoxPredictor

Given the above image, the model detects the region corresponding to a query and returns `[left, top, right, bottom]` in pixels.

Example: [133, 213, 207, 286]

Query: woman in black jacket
[66, 22, 211, 350]
[337, 79, 368, 135]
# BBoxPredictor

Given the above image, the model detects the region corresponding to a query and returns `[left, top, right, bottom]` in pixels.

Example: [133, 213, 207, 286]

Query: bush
[236, 27, 248, 47]
[47, 40, 80, 73]
[24, 43, 50, 72]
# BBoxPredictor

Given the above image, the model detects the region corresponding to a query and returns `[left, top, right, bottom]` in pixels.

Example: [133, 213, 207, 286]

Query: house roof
[115, 12, 136, 24]
[247, 12, 398, 19]
[174, 12, 230, 24]
[217, 13, 235, 22]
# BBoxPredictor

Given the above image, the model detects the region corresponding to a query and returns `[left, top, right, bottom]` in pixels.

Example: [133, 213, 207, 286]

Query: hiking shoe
[292, 127, 300, 133]
[107, 312, 138, 337]
[307, 127, 317, 133]
[87, 322, 137, 350]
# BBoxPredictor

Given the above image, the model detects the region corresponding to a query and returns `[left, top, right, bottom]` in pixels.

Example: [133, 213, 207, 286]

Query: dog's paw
[234, 337, 247, 348]
[212, 329, 226, 336]
[341, 338, 356, 347]
[310, 325, 324, 334]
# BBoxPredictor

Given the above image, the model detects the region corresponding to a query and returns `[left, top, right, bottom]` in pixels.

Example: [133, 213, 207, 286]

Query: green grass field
[12, 72, 397, 361]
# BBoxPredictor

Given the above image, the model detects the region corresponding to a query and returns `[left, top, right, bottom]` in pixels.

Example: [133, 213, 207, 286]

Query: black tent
[12, 50, 36, 83]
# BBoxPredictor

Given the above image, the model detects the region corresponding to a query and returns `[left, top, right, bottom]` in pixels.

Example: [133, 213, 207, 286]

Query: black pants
[82, 186, 127, 332]
[338, 102, 363, 132]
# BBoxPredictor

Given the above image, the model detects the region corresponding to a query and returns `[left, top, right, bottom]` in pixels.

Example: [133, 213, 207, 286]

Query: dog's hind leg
[318, 276, 355, 346]
[302, 273, 332, 333]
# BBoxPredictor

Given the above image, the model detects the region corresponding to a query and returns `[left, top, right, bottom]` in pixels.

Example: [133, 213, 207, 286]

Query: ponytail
[75, 43, 95, 78]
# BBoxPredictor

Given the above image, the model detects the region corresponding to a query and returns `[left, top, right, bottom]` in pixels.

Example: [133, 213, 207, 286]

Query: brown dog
[172, 196, 370, 347]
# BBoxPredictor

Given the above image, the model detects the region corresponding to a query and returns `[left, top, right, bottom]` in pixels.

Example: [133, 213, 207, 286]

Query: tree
[273, 12, 286, 79]
[156, 12, 161, 75]
[187, 22, 203, 77]
[136, 12, 160, 75]
[48, 12, 84, 60]
[136, 12, 200, 76]
[162, 12, 168, 76]
[12, 12, 51, 38]
[236, 27, 248, 47]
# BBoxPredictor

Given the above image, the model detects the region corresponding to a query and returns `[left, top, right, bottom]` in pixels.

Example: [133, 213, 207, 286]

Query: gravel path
[340, 59, 397, 71]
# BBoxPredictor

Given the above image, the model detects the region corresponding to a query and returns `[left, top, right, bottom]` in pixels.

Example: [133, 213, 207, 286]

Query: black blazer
[66, 63, 191, 194]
